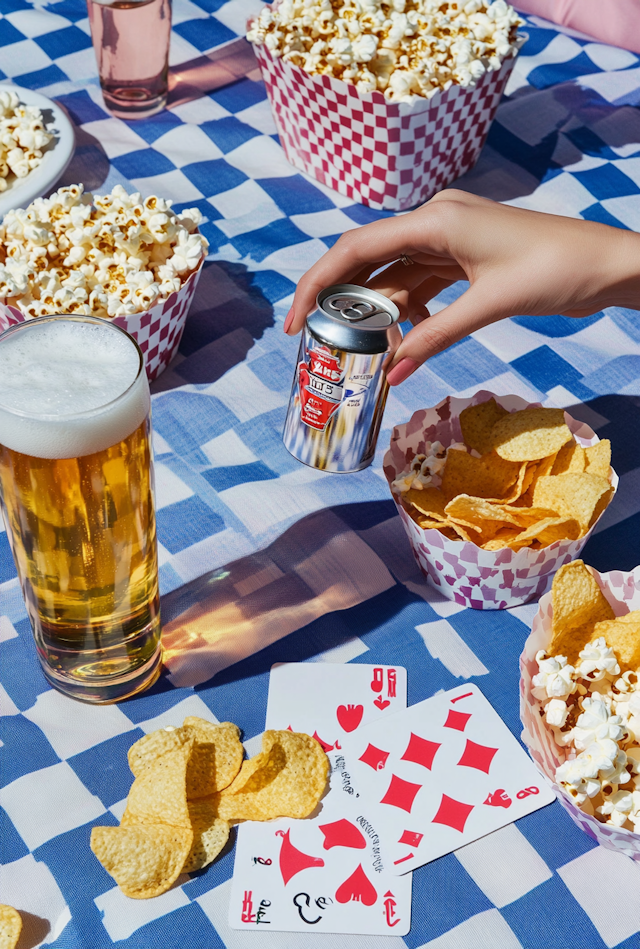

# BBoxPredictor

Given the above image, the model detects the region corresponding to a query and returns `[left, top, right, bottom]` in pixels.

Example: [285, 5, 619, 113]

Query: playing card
[334, 684, 555, 874]
[228, 661, 411, 934]
[265, 662, 407, 751]
[228, 791, 412, 934]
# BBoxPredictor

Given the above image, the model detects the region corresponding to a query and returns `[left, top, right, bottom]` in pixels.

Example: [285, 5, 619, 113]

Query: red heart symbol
[335, 863, 377, 906]
[337, 704, 364, 732]
[319, 818, 366, 851]
[483, 789, 512, 808]
[373, 696, 391, 710]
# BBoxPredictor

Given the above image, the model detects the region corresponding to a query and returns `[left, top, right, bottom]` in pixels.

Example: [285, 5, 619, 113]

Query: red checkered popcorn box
[250, 33, 524, 211]
[520, 565, 640, 862]
[383, 391, 618, 610]
[0, 183, 207, 382]
[0, 258, 203, 383]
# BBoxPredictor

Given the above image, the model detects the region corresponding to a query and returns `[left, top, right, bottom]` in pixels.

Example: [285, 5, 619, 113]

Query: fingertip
[386, 357, 420, 386]
[283, 307, 295, 334]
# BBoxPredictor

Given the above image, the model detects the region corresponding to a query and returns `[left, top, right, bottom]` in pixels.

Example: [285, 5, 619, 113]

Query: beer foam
[0, 320, 150, 458]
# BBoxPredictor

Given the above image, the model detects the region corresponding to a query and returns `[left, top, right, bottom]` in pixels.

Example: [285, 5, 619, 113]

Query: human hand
[284, 190, 640, 385]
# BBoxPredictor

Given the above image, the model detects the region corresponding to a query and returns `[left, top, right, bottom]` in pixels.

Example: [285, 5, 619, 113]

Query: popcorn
[534, 635, 640, 832]
[391, 440, 465, 493]
[0, 89, 54, 192]
[247, 0, 523, 102]
[0, 184, 208, 321]
[532, 652, 576, 702]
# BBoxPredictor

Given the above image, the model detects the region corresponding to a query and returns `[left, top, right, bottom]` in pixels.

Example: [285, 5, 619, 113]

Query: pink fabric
[516, 0, 640, 54]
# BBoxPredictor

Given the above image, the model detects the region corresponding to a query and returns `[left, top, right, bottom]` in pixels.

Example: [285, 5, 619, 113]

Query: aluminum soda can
[282, 284, 401, 472]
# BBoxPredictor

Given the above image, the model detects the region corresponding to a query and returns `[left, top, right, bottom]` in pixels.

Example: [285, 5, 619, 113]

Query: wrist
[604, 228, 640, 310]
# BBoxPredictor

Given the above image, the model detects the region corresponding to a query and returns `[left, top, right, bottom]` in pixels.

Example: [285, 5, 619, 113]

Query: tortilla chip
[549, 560, 615, 663]
[591, 618, 640, 673]
[514, 516, 581, 547]
[416, 517, 448, 530]
[584, 439, 612, 478]
[90, 825, 192, 900]
[532, 473, 612, 535]
[551, 441, 585, 475]
[491, 407, 572, 462]
[183, 800, 230, 872]
[445, 495, 558, 529]
[459, 397, 508, 455]
[403, 486, 448, 521]
[501, 461, 535, 504]
[440, 449, 520, 502]
[122, 742, 193, 829]
[0, 906, 22, 949]
[182, 718, 244, 797]
[481, 529, 527, 550]
[128, 727, 192, 777]
[214, 731, 329, 822]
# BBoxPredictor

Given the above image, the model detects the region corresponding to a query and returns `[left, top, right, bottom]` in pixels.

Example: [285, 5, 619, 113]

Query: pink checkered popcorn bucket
[0, 256, 204, 384]
[382, 391, 619, 610]
[520, 565, 640, 862]
[250, 35, 525, 211]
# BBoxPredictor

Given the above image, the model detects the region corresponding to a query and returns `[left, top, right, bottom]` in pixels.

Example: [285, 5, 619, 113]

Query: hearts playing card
[228, 794, 412, 934]
[229, 661, 411, 935]
[333, 684, 555, 874]
[265, 662, 407, 750]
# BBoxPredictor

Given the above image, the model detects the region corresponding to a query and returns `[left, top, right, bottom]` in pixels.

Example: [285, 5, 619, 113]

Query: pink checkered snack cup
[520, 563, 640, 861]
[0, 183, 207, 382]
[383, 391, 618, 610]
[247, 1, 526, 210]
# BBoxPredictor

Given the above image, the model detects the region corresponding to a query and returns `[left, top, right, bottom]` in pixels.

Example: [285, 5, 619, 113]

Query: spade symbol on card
[373, 696, 391, 711]
[337, 704, 364, 732]
[319, 819, 367, 851]
[484, 789, 512, 808]
[275, 829, 324, 885]
[335, 864, 377, 906]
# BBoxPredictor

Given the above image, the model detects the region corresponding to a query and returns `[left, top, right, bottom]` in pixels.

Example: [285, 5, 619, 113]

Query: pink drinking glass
[86, 0, 172, 119]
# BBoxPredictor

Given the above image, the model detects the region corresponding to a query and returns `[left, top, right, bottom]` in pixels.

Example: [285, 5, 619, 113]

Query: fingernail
[386, 357, 420, 386]
[283, 308, 294, 334]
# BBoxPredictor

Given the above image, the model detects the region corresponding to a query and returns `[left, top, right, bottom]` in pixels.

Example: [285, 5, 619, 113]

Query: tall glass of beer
[0, 315, 161, 703]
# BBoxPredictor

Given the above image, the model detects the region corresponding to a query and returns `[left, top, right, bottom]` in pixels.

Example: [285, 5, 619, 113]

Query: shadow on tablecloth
[452, 82, 640, 202]
[156, 393, 640, 690]
[150, 259, 275, 394]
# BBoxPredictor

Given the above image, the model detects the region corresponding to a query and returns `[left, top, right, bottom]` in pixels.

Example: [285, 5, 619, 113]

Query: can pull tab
[327, 297, 384, 322]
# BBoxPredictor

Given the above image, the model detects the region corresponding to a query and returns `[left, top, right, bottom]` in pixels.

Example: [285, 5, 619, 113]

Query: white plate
[0, 84, 76, 219]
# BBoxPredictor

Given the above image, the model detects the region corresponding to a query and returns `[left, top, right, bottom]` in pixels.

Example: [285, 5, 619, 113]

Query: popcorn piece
[545, 698, 569, 728]
[597, 789, 634, 828]
[576, 637, 620, 681]
[0, 184, 208, 321]
[391, 440, 465, 494]
[532, 651, 576, 701]
[247, 0, 523, 102]
[0, 92, 54, 189]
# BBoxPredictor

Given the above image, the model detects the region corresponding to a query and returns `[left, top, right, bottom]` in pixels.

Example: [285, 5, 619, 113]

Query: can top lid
[308, 284, 401, 354]
[317, 284, 399, 329]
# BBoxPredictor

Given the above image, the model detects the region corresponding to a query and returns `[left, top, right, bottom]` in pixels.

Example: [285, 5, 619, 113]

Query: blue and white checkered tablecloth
[2, 1, 640, 946]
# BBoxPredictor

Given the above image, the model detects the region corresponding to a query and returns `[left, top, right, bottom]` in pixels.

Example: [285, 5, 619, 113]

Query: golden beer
[0, 316, 161, 702]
